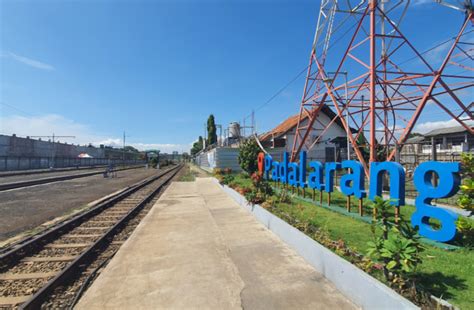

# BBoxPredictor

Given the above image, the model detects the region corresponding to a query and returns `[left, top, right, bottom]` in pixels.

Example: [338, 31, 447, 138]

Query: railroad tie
[88, 220, 117, 224]
[105, 209, 131, 213]
[66, 234, 101, 238]
[0, 271, 57, 280]
[0, 295, 33, 306]
[44, 243, 91, 248]
[93, 215, 122, 220]
[76, 227, 108, 230]
[103, 211, 128, 215]
[21, 256, 76, 263]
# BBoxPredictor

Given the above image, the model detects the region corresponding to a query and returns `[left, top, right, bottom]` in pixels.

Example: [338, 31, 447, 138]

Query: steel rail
[0, 164, 182, 309]
[0, 165, 145, 192]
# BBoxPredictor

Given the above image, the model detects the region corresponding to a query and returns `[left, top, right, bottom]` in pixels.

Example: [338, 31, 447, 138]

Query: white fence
[195, 147, 242, 172]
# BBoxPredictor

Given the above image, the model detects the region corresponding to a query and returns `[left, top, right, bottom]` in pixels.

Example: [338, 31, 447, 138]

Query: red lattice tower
[291, 0, 474, 175]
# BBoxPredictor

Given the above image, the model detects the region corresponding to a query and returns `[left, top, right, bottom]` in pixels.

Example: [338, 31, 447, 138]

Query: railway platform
[76, 178, 356, 309]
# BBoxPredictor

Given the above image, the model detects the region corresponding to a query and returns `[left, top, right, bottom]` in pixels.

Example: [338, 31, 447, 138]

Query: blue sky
[1, 0, 472, 153]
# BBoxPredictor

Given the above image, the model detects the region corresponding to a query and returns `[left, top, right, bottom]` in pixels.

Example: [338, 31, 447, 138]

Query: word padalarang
[257, 151, 461, 243]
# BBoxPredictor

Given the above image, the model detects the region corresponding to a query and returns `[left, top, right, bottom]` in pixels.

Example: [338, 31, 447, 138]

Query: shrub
[238, 138, 261, 174]
[456, 217, 474, 248]
[457, 153, 474, 215]
[367, 196, 424, 291]
[278, 189, 292, 204]
[244, 189, 264, 204]
[235, 186, 251, 196]
[261, 196, 276, 209]
[251, 173, 273, 197]
[222, 174, 235, 185]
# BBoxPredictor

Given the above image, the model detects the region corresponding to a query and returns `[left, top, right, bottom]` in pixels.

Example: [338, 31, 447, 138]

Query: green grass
[221, 173, 474, 309]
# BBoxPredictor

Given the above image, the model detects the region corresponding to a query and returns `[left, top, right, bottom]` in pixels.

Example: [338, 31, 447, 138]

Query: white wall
[195, 147, 242, 172]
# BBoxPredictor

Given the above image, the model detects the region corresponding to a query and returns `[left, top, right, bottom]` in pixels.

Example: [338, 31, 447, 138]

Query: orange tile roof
[259, 113, 307, 142]
[259, 104, 351, 143]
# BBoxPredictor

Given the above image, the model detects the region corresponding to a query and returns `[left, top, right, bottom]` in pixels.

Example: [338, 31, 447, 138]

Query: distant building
[402, 125, 474, 155]
[259, 105, 351, 162]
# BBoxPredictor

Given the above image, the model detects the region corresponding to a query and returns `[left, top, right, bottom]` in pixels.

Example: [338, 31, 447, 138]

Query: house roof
[424, 125, 472, 137]
[259, 105, 352, 142]
[259, 114, 301, 142]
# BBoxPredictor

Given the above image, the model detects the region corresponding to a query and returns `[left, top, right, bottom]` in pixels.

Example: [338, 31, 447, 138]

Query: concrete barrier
[212, 178, 419, 310]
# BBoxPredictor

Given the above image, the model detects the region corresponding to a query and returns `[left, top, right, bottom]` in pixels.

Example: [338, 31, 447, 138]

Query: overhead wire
[241, 11, 473, 127]
[242, 65, 309, 121]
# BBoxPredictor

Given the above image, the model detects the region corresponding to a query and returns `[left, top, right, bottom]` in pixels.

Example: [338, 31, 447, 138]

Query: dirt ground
[0, 168, 106, 185]
[0, 166, 142, 185]
[0, 167, 162, 241]
[189, 164, 211, 177]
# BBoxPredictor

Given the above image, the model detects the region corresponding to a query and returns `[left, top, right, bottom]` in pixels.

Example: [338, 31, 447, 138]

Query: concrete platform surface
[77, 178, 357, 310]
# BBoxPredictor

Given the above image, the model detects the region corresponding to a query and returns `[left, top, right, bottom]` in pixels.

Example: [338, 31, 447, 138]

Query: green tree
[191, 136, 204, 156]
[207, 114, 217, 146]
[124, 145, 139, 153]
[238, 138, 260, 174]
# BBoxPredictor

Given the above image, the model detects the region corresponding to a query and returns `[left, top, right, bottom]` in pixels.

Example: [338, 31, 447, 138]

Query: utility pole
[123, 131, 126, 163]
[251, 110, 255, 135]
[343, 72, 350, 160]
[203, 124, 207, 149]
[30, 134, 75, 169]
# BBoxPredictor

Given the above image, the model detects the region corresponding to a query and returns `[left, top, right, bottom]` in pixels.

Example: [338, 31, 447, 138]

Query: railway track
[0, 165, 144, 192]
[0, 164, 183, 309]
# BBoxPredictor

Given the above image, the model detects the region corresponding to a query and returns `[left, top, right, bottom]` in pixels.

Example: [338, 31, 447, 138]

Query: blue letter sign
[411, 162, 460, 242]
[369, 162, 405, 206]
[340, 160, 366, 199]
[259, 152, 462, 243]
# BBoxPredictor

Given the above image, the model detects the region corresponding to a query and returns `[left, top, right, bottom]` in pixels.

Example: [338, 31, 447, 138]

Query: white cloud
[2, 51, 55, 71]
[0, 114, 191, 153]
[131, 143, 192, 153]
[411, 0, 434, 5]
[414, 118, 474, 133]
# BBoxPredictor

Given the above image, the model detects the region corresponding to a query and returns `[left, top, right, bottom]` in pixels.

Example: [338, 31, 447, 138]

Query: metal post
[369, 0, 377, 163]
[344, 72, 350, 160]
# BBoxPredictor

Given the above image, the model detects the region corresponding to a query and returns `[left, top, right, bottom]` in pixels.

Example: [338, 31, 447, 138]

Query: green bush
[238, 138, 261, 174]
[457, 153, 474, 214]
[222, 174, 235, 185]
[367, 196, 424, 291]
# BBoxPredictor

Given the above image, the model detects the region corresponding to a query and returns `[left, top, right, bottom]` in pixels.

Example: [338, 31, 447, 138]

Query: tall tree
[207, 114, 217, 146]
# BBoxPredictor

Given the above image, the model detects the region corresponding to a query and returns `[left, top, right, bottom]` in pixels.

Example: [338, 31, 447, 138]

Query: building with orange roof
[259, 105, 351, 162]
